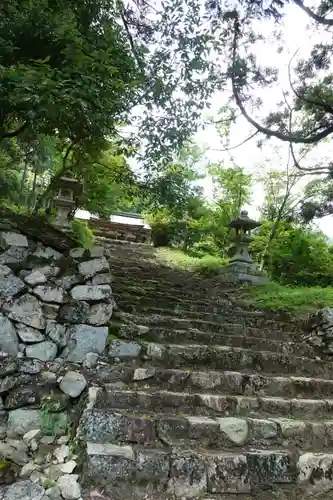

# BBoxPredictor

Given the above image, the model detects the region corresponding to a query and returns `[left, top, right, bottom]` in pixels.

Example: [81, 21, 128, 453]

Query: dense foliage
[2, 0, 333, 294]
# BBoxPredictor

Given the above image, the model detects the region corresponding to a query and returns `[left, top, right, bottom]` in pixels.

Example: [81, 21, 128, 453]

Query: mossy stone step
[113, 288, 233, 309]
[110, 322, 310, 357]
[92, 364, 333, 399]
[113, 309, 297, 335]
[112, 313, 299, 341]
[114, 293, 238, 314]
[96, 387, 333, 420]
[113, 280, 232, 296]
[82, 440, 298, 497]
[79, 408, 333, 452]
[107, 339, 328, 378]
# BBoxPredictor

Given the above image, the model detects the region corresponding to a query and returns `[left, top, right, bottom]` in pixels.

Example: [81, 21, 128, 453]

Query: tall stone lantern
[52, 174, 83, 223]
[219, 210, 268, 285]
[229, 210, 260, 264]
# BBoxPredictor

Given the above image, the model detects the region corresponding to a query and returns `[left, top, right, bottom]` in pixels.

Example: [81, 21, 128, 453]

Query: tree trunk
[258, 193, 290, 272]
[29, 167, 38, 211]
[19, 162, 28, 206]
[34, 142, 74, 214]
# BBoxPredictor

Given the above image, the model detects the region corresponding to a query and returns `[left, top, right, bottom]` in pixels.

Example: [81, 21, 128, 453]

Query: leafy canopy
[0, 0, 226, 168]
[214, 0, 333, 153]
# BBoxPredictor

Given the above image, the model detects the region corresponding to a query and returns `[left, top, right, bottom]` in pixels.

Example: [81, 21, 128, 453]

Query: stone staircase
[79, 242, 333, 499]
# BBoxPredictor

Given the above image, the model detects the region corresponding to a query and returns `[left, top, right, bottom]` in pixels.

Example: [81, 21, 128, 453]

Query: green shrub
[248, 282, 333, 313]
[192, 254, 226, 276]
[71, 219, 94, 248]
[155, 247, 225, 276]
[145, 209, 175, 247]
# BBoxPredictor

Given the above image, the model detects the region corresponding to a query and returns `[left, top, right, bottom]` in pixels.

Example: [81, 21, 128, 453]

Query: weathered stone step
[109, 264, 208, 278]
[113, 311, 298, 339]
[113, 276, 242, 296]
[110, 270, 255, 294]
[113, 288, 233, 309]
[82, 439, 299, 497]
[116, 301, 269, 328]
[113, 290, 298, 328]
[79, 408, 333, 452]
[95, 388, 333, 420]
[114, 293, 242, 315]
[93, 364, 333, 400]
[110, 322, 312, 357]
[108, 340, 328, 378]
[112, 311, 300, 343]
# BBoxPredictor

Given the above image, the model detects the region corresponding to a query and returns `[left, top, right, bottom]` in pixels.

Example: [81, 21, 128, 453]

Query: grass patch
[70, 219, 95, 248]
[248, 281, 333, 313]
[155, 247, 226, 276]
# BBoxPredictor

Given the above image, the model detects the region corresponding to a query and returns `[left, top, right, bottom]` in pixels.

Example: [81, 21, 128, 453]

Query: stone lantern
[228, 210, 261, 264]
[219, 210, 268, 285]
[52, 174, 83, 223]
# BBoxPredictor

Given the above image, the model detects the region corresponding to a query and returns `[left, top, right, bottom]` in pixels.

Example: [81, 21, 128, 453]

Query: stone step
[92, 364, 333, 400]
[112, 275, 242, 296]
[109, 264, 205, 277]
[113, 287, 234, 308]
[79, 408, 333, 452]
[110, 269, 254, 292]
[114, 293, 241, 314]
[115, 301, 274, 329]
[95, 238, 151, 249]
[113, 311, 298, 338]
[82, 440, 300, 498]
[112, 313, 299, 342]
[96, 387, 333, 420]
[110, 322, 312, 357]
[108, 339, 327, 378]
[113, 290, 298, 329]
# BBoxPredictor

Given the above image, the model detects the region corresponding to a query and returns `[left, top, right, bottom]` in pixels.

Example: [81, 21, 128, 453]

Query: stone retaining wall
[0, 228, 113, 500]
[303, 307, 333, 355]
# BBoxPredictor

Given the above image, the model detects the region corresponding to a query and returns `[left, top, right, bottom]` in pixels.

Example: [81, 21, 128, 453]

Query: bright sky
[194, 0, 333, 237]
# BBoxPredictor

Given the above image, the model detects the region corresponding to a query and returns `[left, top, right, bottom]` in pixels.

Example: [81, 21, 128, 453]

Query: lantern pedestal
[219, 261, 268, 285]
[220, 210, 268, 285]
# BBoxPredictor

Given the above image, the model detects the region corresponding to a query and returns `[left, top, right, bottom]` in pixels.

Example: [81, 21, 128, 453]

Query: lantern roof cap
[54, 173, 83, 196]
[228, 210, 262, 230]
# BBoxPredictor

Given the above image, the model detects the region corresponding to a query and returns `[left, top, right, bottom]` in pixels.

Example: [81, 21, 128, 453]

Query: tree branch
[62, 142, 75, 170]
[117, 0, 146, 74]
[288, 50, 333, 115]
[1, 122, 28, 140]
[230, 19, 333, 144]
[289, 142, 331, 174]
[33, 142, 76, 214]
[211, 130, 259, 152]
[205, 112, 241, 126]
[294, 0, 333, 26]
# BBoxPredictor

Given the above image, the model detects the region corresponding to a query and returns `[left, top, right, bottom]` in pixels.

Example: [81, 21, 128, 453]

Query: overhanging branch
[211, 130, 259, 152]
[1, 122, 28, 140]
[230, 19, 333, 145]
[290, 142, 331, 174]
[294, 0, 333, 26]
[288, 50, 333, 115]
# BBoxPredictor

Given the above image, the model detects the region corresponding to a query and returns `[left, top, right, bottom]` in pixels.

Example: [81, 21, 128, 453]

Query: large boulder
[0, 231, 28, 249]
[6, 409, 41, 437]
[2, 480, 45, 500]
[0, 315, 19, 356]
[70, 285, 111, 302]
[78, 257, 110, 279]
[25, 341, 58, 361]
[304, 307, 333, 354]
[3, 294, 45, 330]
[33, 285, 65, 304]
[63, 324, 108, 363]
[0, 274, 26, 299]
